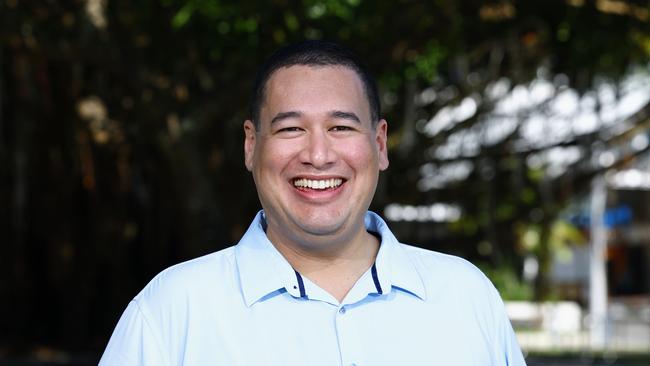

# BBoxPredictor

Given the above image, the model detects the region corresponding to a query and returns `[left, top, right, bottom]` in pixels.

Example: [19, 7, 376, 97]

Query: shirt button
[339, 307, 346, 314]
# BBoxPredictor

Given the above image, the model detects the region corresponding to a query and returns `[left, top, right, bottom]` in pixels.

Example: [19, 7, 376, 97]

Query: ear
[243, 120, 256, 172]
[375, 119, 389, 171]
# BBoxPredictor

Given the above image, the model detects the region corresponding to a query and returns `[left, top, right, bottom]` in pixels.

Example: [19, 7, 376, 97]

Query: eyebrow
[270, 110, 361, 124]
[330, 110, 361, 123]
[270, 111, 302, 124]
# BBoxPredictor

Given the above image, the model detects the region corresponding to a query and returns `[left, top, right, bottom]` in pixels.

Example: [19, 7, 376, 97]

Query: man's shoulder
[398, 242, 494, 291]
[135, 246, 238, 304]
[400, 242, 481, 271]
[395, 242, 507, 321]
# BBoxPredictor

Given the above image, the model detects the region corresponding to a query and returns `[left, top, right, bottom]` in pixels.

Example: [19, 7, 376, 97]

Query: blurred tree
[1, 0, 650, 359]
[384, 0, 650, 300]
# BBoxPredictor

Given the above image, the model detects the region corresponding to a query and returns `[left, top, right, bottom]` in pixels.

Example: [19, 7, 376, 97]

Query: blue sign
[568, 205, 632, 228]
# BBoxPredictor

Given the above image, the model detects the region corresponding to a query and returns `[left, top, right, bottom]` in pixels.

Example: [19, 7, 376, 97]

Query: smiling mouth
[293, 178, 344, 190]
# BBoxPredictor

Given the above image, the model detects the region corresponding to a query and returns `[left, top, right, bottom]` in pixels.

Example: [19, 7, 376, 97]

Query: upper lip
[291, 175, 347, 181]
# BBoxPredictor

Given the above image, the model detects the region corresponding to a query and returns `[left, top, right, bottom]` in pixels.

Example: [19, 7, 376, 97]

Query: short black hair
[250, 40, 381, 128]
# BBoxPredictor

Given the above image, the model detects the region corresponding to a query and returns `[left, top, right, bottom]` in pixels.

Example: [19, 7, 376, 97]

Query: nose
[300, 130, 336, 169]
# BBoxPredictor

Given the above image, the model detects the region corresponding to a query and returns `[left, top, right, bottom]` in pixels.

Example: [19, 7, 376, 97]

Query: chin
[295, 216, 347, 237]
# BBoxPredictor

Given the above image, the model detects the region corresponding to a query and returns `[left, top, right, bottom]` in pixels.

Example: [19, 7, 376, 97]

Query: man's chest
[166, 293, 495, 366]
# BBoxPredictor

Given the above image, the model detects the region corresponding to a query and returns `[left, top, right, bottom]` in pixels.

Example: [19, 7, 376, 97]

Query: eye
[273, 126, 304, 137]
[279, 127, 302, 132]
[330, 125, 354, 132]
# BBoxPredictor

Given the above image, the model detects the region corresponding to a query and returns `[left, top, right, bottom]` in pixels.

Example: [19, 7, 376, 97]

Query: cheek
[255, 141, 300, 176]
[339, 139, 377, 166]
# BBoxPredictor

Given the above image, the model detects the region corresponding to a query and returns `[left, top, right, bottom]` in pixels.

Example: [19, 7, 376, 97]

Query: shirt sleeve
[99, 300, 169, 366]
[501, 309, 527, 365]
[491, 289, 527, 366]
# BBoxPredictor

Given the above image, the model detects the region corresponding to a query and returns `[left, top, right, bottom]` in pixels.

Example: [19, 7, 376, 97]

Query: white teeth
[293, 178, 343, 190]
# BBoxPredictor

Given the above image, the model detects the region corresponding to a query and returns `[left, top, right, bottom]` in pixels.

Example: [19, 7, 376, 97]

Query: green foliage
[303, 0, 360, 20]
[495, 202, 516, 221]
[480, 265, 534, 301]
[520, 188, 536, 205]
[408, 41, 446, 81]
[171, 0, 225, 28]
[549, 220, 586, 248]
[517, 220, 585, 256]
[450, 216, 479, 236]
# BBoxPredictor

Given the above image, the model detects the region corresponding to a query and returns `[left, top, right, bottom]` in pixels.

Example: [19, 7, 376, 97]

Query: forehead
[260, 65, 371, 122]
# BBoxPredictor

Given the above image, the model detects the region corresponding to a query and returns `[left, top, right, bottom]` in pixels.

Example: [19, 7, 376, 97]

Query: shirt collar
[235, 210, 426, 307]
[234, 211, 305, 307]
[365, 211, 427, 301]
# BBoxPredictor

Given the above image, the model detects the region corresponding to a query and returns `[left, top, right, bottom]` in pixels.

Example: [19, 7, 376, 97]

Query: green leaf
[172, 3, 195, 28]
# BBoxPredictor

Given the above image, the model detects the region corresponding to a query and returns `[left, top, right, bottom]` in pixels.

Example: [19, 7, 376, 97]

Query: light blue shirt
[100, 211, 526, 365]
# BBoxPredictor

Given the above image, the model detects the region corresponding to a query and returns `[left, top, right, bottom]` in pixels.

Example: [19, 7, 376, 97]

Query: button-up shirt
[99, 211, 526, 365]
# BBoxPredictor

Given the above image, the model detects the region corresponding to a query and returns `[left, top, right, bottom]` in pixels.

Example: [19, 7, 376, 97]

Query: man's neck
[266, 225, 380, 303]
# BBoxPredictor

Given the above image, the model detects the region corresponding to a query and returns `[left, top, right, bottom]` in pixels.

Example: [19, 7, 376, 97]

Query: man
[100, 41, 526, 365]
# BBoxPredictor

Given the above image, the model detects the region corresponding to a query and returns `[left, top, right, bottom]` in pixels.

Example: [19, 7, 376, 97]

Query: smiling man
[100, 41, 526, 365]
